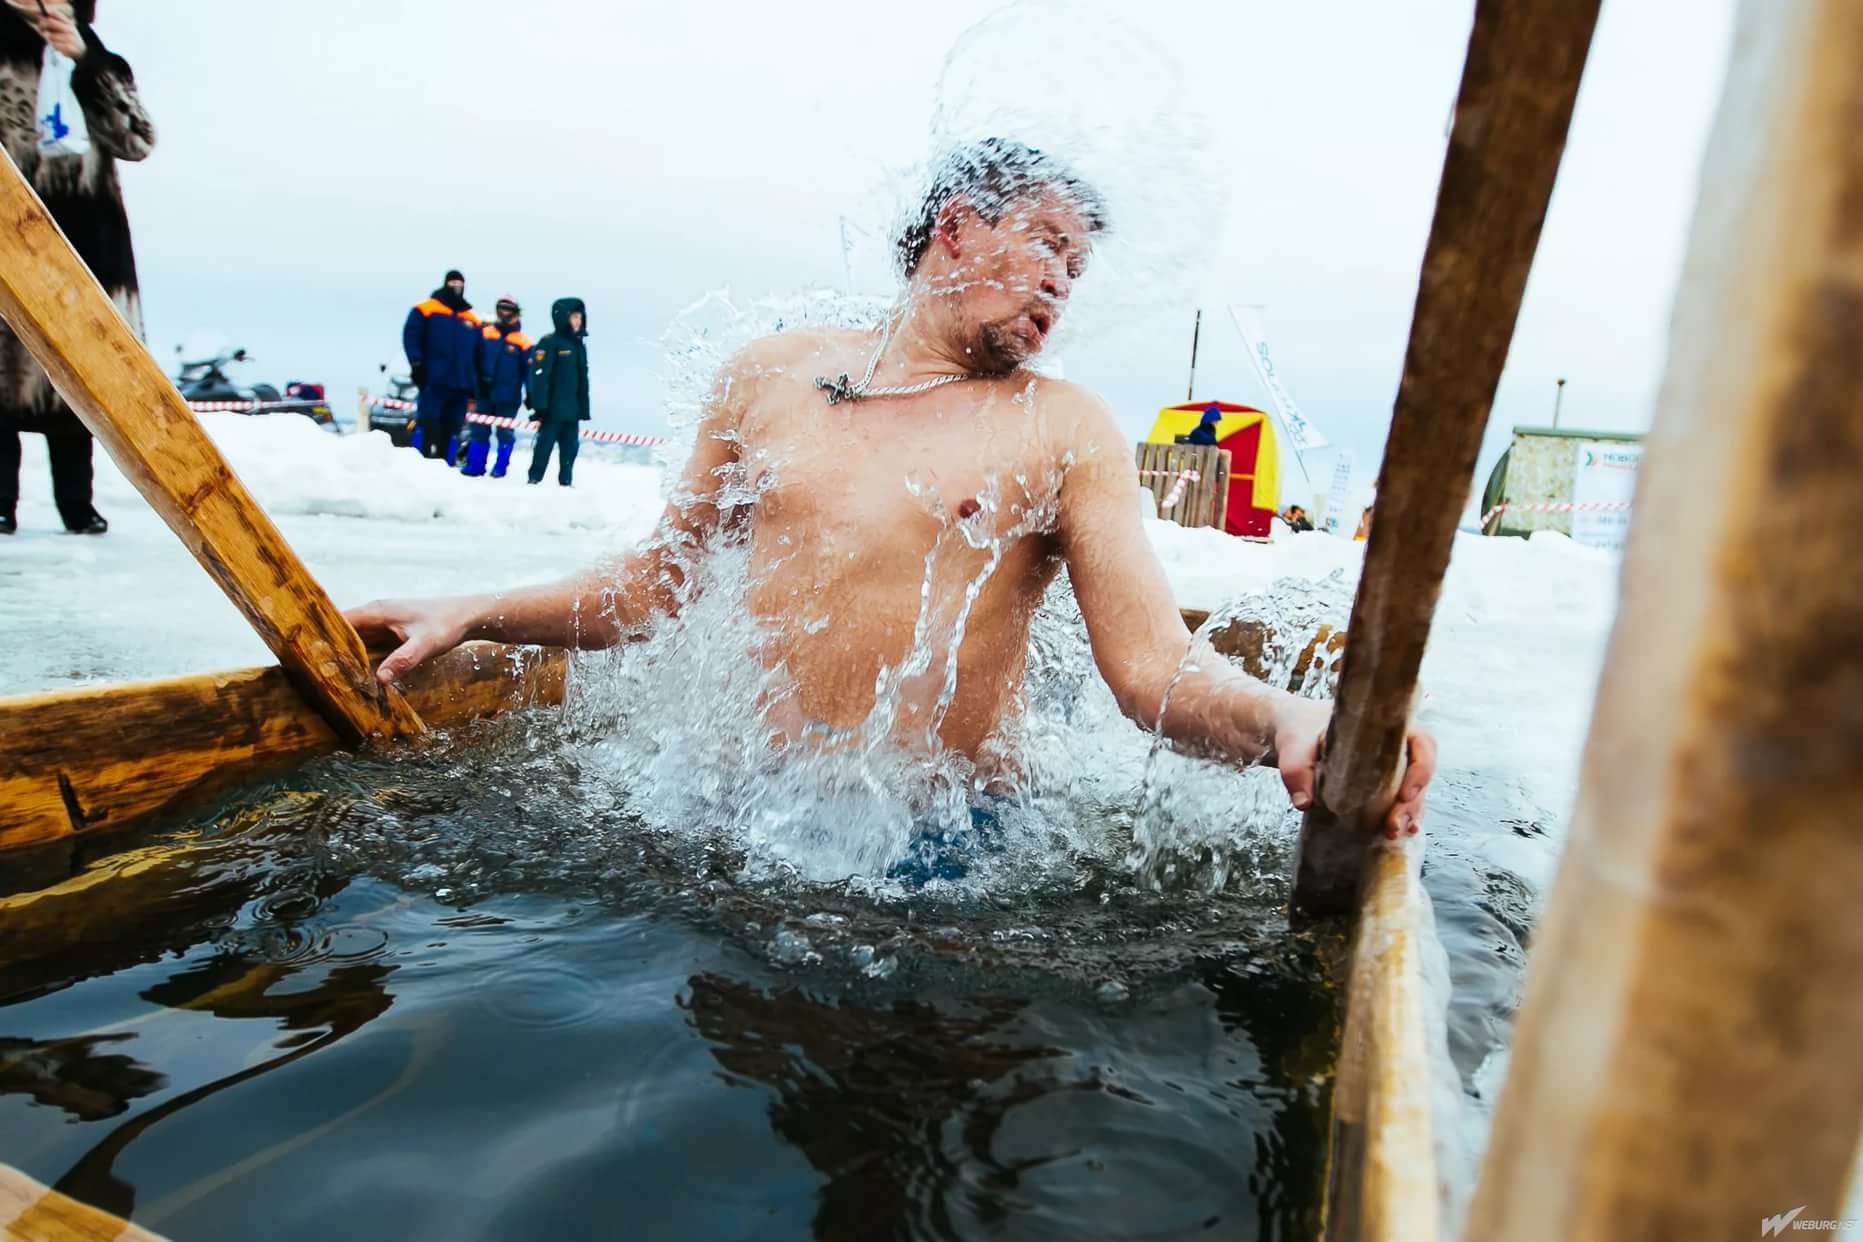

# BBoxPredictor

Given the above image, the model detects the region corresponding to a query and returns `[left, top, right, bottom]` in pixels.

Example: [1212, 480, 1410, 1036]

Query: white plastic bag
[35, 44, 90, 159]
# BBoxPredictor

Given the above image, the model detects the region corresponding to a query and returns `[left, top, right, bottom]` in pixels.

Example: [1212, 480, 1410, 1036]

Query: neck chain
[815, 311, 983, 405]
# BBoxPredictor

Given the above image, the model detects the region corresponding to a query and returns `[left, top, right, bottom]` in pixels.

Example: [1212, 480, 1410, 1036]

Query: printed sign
[1322, 450, 1355, 534]
[1570, 440, 1643, 551]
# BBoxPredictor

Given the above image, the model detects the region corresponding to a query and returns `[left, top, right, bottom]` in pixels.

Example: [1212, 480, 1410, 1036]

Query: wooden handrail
[0, 643, 563, 856]
[1465, 0, 1863, 1235]
[1291, 0, 1602, 916]
[0, 152, 422, 745]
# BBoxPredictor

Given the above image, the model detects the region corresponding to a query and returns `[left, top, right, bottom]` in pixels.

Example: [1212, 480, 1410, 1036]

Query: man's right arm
[346, 348, 755, 684]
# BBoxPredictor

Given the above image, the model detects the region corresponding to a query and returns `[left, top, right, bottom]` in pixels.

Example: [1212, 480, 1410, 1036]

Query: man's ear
[935, 197, 976, 260]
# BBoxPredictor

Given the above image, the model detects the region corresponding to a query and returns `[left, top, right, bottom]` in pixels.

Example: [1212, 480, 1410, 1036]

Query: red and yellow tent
[1146, 402, 1280, 537]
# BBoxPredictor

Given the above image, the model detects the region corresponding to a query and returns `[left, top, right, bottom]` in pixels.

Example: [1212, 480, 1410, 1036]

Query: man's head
[444, 269, 465, 295]
[496, 295, 520, 325]
[551, 297, 587, 338]
[896, 138, 1108, 374]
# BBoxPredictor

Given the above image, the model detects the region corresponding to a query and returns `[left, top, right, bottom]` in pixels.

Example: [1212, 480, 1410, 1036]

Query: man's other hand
[344, 597, 472, 686]
[1271, 696, 1437, 840]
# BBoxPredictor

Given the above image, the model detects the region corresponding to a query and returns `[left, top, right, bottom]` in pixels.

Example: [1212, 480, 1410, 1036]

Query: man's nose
[1040, 271, 1070, 302]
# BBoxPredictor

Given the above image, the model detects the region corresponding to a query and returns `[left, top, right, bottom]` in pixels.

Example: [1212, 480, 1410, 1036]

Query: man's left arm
[1055, 393, 1433, 836]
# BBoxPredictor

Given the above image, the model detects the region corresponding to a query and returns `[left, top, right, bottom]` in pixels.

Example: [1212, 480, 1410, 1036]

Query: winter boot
[462, 438, 490, 477]
[66, 509, 107, 535]
[0, 510, 15, 535]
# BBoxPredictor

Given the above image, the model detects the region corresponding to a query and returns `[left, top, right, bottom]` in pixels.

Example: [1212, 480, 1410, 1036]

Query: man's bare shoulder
[1023, 374, 1125, 461]
[727, 327, 866, 384]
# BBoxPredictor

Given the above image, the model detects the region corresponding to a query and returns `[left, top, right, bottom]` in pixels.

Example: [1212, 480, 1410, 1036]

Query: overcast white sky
[101, 0, 1733, 498]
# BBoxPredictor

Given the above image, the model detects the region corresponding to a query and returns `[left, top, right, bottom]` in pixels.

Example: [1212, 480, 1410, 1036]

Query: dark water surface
[0, 725, 1343, 1242]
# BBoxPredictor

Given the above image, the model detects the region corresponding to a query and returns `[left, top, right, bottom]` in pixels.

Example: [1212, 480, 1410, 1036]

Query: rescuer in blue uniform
[402, 269, 479, 463]
[465, 295, 530, 478]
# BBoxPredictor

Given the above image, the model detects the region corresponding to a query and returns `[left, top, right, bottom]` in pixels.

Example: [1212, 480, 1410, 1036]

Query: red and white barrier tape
[366, 395, 665, 446]
[1137, 467, 1201, 511]
[461, 410, 665, 447]
[185, 399, 326, 413]
[1481, 500, 1632, 526]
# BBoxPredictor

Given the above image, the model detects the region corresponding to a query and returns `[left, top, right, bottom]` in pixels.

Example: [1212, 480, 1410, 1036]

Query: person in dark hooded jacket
[0, 0, 155, 536]
[402, 269, 480, 463]
[1183, 403, 1223, 447]
[524, 297, 589, 486]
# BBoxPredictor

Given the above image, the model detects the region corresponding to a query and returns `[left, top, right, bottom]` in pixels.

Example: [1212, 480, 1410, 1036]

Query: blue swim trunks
[886, 801, 1004, 884]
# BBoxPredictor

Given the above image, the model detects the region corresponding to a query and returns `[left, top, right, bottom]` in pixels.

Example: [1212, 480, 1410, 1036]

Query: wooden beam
[1292, 0, 1601, 916]
[1465, 1, 1863, 1236]
[1321, 845, 1438, 1241]
[0, 644, 565, 854]
[0, 152, 421, 745]
[1, 1161, 168, 1241]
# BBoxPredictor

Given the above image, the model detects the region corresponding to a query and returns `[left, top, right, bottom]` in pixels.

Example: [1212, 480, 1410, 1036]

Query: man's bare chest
[739, 388, 1062, 542]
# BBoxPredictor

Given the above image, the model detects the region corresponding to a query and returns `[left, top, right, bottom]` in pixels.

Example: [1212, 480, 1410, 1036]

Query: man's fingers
[375, 636, 432, 686]
[1278, 729, 1321, 812]
[1399, 732, 1438, 803]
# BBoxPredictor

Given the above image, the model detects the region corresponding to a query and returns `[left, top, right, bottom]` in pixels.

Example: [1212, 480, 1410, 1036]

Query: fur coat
[0, 2, 154, 430]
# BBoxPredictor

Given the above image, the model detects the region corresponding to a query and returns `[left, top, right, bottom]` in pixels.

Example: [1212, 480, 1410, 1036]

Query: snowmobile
[173, 347, 335, 429]
[366, 364, 422, 447]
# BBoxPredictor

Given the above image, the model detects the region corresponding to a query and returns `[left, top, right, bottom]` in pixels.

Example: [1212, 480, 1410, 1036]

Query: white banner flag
[1323, 449, 1356, 534]
[1230, 304, 1328, 452]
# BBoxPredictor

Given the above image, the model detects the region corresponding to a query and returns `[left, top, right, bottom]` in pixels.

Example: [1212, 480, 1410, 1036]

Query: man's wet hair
[895, 137, 1110, 277]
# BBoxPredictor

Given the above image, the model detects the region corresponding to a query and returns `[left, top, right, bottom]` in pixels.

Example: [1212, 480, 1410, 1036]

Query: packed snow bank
[102, 414, 668, 535]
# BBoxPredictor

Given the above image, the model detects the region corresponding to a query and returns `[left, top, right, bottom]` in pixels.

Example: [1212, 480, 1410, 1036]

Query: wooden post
[1322, 848, 1438, 1241]
[1199, 448, 1229, 532]
[1465, 2, 1863, 1236]
[0, 153, 422, 744]
[1291, 0, 1601, 916]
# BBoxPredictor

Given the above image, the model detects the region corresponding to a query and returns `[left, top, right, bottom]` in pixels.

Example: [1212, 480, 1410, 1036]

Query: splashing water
[923, 1, 1228, 345]
[1126, 572, 1356, 893]
[438, 2, 1267, 899]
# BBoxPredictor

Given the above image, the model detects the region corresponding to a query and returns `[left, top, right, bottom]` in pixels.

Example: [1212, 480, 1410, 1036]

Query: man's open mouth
[1027, 308, 1053, 339]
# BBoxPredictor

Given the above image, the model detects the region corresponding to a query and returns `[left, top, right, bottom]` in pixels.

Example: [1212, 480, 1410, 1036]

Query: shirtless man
[347, 139, 1434, 841]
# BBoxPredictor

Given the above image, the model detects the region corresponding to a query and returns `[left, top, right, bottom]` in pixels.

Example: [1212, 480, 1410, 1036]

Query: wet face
[935, 188, 1091, 375]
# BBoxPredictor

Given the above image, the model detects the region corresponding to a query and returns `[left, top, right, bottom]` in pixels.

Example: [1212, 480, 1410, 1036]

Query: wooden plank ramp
[1465, 0, 1863, 1236]
[0, 151, 421, 745]
[1, 1162, 168, 1241]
